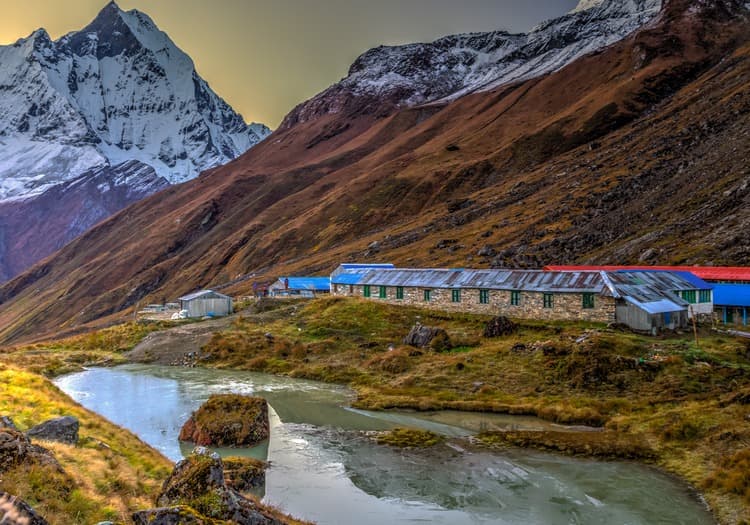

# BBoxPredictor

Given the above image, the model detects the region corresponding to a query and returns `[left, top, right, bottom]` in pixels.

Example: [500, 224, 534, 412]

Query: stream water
[55, 364, 714, 525]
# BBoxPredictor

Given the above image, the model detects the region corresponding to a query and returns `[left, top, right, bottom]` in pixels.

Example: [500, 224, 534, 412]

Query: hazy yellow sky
[0, 0, 577, 128]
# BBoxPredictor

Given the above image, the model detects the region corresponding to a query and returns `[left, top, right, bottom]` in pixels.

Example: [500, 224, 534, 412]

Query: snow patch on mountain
[284, 0, 662, 127]
[0, 1, 270, 202]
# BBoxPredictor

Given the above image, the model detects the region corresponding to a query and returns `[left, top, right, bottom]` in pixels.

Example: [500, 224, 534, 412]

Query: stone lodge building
[330, 265, 713, 333]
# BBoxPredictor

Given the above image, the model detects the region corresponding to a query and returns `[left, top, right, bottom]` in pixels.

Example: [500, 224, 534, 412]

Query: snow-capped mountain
[282, 0, 661, 127]
[0, 1, 270, 201]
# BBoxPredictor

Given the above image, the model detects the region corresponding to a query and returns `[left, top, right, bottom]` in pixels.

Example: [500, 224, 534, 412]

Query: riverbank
[2, 296, 749, 523]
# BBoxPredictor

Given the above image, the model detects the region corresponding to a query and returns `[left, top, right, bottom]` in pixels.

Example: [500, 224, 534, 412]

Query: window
[379, 286, 387, 299]
[424, 289, 432, 302]
[396, 287, 404, 300]
[363, 285, 371, 298]
[479, 289, 489, 304]
[699, 290, 711, 303]
[582, 293, 595, 309]
[510, 291, 520, 306]
[681, 290, 697, 304]
[452, 289, 461, 303]
[543, 293, 554, 309]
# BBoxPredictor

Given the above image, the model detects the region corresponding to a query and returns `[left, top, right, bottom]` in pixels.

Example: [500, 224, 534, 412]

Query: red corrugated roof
[544, 266, 750, 282]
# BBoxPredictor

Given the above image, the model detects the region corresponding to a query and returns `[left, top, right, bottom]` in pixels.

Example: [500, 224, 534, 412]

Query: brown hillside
[0, 0, 749, 343]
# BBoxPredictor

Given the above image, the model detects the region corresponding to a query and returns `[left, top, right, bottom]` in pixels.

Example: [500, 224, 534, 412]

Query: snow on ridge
[298, 0, 662, 119]
[0, 2, 271, 201]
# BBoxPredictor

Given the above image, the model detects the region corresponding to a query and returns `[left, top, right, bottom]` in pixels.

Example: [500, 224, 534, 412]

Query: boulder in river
[133, 447, 281, 525]
[179, 395, 269, 447]
[26, 416, 79, 445]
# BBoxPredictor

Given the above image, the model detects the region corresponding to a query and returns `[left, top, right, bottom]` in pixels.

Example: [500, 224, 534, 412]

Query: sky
[0, 0, 579, 128]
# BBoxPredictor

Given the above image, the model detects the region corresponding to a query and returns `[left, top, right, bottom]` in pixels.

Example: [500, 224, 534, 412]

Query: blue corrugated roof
[712, 284, 750, 307]
[279, 277, 330, 291]
[331, 273, 365, 285]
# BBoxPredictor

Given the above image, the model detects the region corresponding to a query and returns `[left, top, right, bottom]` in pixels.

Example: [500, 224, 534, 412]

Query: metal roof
[334, 268, 609, 293]
[712, 284, 750, 307]
[624, 296, 686, 314]
[545, 265, 750, 283]
[608, 270, 710, 292]
[274, 277, 331, 291]
[178, 289, 231, 301]
[339, 263, 395, 270]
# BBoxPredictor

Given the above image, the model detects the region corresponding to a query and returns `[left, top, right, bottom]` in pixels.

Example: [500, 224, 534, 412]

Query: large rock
[179, 395, 269, 448]
[403, 324, 452, 352]
[483, 316, 518, 338]
[0, 428, 63, 474]
[26, 416, 79, 445]
[133, 448, 280, 525]
[0, 416, 18, 430]
[0, 492, 49, 525]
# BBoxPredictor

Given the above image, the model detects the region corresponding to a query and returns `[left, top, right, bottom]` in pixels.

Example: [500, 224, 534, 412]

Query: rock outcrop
[403, 324, 452, 352]
[0, 428, 60, 472]
[26, 416, 79, 445]
[179, 395, 269, 447]
[132, 447, 281, 525]
[0, 492, 49, 525]
[483, 316, 518, 338]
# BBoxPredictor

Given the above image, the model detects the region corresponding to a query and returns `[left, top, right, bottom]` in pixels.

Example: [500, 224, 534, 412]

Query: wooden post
[690, 305, 698, 348]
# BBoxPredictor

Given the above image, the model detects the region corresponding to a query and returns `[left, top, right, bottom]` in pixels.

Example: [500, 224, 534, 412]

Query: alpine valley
[0, 1, 270, 281]
[2, 1, 750, 525]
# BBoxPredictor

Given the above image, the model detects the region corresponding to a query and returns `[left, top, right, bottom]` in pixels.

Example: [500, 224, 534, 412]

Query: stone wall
[332, 283, 616, 323]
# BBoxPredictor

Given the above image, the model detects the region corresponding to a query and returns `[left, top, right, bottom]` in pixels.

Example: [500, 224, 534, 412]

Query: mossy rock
[376, 428, 444, 448]
[223, 457, 266, 493]
[179, 394, 269, 447]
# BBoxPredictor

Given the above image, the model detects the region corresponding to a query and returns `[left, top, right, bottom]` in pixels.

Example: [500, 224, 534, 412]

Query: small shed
[268, 277, 331, 298]
[178, 290, 233, 318]
[712, 283, 750, 325]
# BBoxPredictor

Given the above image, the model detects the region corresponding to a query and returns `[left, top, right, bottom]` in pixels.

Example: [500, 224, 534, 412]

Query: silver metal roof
[344, 268, 609, 293]
[178, 289, 231, 301]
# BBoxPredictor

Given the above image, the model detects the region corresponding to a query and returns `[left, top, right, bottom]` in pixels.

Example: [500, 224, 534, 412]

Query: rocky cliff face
[0, 160, 168, 282]
[0, 1, 270, 201]
[281, 0, 662, 128]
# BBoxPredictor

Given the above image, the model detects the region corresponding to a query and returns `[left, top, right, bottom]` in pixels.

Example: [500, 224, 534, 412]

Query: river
[55, 364, 713, 525]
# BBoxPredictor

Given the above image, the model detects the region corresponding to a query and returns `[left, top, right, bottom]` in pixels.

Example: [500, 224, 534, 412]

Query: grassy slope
[201, 297, 750, 524]
[0, 322, 308, 525]
[0, 365, 172, 524]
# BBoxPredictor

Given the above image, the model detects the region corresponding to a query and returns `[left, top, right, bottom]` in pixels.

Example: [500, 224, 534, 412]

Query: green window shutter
[543, 293, 553, 308]
[452, 289, 461, 303]
[424, 289, 431, 302]
[396, 287, 404, 300]
[479, 289, 489, 304]
[582, 293, 595, 309]
[682, 290, 697, 304]
[379, 286, 387, 299]
[699, 290, 711, 303]
[363, 285, 371, 298]
[511, 291, 520, 306]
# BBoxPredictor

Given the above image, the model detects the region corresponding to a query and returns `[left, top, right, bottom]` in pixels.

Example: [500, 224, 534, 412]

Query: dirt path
[126, 316, 237, 365]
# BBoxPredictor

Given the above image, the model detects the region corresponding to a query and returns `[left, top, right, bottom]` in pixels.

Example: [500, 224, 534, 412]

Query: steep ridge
[0, 0, 748, 343]
[0, 161, 168, 282]
[281, 0, 662, 128]
[0, 1, 270, 201]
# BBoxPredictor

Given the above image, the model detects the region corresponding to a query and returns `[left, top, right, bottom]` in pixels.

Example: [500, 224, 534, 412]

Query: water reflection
[55, 365, 715, 525]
